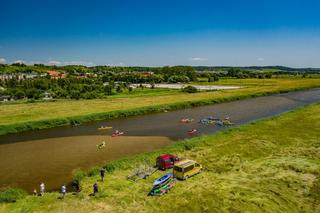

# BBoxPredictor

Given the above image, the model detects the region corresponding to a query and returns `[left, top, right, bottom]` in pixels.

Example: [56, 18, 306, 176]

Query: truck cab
[156, 154, 179, 170]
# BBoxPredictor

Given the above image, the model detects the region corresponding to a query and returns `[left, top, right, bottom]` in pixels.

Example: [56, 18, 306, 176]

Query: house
[43, 91, 53, 100]
[0, 73, 40, 81]
[47, 70, 66, 79]
[141, 71, 154, 77]
[0, 73, 22, 80]
[25, 73, 40, 79]
[0, 95, 11, 102]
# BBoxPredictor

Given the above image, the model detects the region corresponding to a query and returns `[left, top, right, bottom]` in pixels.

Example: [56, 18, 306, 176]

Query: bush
[70, 90, 81, 100]
[88, 166, 100, 177]
[183, 143, 195, 150]
[168, 75, 190, 83]
[104, 85, 112, 96]
[104, 163, 116, 173]
[0, 188, 27, 203]
[116, 85, 122, 93]
[182, 85, 198, 93]
[72, 169, 86, 183]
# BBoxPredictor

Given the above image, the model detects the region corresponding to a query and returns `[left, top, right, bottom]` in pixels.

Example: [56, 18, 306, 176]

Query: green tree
[104, 85, 112, 96]
[70, 90, 81, 100]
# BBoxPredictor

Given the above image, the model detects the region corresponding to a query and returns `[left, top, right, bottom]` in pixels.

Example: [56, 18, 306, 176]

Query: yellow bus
[173, 159, 202, 180]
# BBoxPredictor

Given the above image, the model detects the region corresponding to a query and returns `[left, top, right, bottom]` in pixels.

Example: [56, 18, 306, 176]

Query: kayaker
[100, 168, 106, 181]
[61, 184, 66, 199]
[93, 182, 99, 195]
[40, 182, 45, 196]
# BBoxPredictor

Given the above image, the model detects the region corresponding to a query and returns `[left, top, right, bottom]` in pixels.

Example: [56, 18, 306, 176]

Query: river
[0, 88, 319, 192]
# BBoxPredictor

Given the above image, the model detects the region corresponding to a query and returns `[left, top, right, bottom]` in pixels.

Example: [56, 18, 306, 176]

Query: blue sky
[0, 0, 320, 67]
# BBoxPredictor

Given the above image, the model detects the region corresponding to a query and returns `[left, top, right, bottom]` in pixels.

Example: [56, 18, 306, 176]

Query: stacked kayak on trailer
[148, 172, 176, 196]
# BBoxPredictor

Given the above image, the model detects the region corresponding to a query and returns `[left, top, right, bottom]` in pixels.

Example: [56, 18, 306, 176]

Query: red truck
[156, 154, 180, 170]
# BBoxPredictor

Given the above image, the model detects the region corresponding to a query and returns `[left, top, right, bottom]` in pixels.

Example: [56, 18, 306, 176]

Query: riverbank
[1, 78, 320, 136]
[1, 102, 319, 212]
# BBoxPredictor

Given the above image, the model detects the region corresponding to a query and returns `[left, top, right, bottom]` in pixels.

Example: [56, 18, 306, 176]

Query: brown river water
[0, 89, 319, 192]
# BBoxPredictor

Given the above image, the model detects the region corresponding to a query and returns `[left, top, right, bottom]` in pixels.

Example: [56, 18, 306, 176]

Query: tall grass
[0, 188, 27, 203]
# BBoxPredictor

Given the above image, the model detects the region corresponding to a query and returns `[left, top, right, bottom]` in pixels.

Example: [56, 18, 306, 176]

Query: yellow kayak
[98, 126, 113, 130]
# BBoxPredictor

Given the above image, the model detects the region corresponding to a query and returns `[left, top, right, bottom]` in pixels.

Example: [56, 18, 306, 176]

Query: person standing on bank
[100, 168, 106, 182]
[40, 182, 45, 196]
[61, 184, 66, 199]
[93, 182, 98, 195]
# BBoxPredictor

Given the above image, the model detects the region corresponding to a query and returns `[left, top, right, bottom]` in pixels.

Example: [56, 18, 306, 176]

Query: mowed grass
[1, 103, 319, 213]
[1, 78, 320, 128]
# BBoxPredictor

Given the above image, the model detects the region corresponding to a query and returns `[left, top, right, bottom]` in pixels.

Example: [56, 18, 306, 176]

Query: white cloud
[257, 57, 264, 61]
[190, 57, 208, 61]
[48, 60, 62, 66]
[0, 58, 6, 64]
[13, 60, 26, 64]
[63, 61, 95, 66]
[105, 62, 126, 67]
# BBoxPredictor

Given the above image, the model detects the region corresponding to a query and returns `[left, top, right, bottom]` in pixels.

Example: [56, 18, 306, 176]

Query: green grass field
[1, 102, 319, 212]
[0, 78, 320, 135]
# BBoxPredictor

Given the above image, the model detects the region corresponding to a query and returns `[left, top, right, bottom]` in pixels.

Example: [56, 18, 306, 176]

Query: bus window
[184, 165, 194, 172]
[174, 166, 183, 172]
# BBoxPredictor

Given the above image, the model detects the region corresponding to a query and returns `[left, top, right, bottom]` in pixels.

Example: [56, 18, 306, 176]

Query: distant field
[0, 78, 320, 135]
[1, 102, 319, 212]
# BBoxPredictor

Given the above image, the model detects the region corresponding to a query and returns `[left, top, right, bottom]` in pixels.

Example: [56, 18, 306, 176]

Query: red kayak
[187, 129, 198, 135]
[180, 118, 194, 123]
[112, 131, 124, 137]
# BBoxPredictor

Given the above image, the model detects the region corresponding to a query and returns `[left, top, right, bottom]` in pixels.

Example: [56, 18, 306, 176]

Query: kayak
[153, 172, 173, 188]
[180, 118, 194, 123]
[98, 126, 112, 130]
[216, 121, 224, 126]
[207, 116, 220, 121]
[149, 178, 176, 196]
[96, 141, 106, 149]
[223, 120, 234, 125]
[72, 122, 81, 127]
[188, 129, 198, 135]
[111, 131, 124, 137]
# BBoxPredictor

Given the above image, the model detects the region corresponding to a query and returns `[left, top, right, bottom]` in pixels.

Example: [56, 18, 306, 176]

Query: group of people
[33, 168, 106, 199]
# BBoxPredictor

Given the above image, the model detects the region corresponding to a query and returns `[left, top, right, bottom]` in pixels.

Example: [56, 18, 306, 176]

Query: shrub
[88, 166, 100, 177]
[183, 142, 195, 150]
[72, 169, 86, 183]
[182, 85, 198, 93]
[104, 163, 116, 173]
[0, 188, 27, 203]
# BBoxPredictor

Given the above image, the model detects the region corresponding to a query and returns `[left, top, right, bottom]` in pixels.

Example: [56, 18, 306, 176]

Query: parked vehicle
[156, 154, 180, 170]
[173, 159, 202, 180]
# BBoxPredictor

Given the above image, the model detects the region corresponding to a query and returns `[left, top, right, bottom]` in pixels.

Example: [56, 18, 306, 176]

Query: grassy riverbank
[1, 78, 320, 135]
[1, 103, 320, 212]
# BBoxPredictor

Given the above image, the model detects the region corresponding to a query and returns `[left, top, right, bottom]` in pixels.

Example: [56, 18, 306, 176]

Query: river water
[0, 89, 319, 192]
